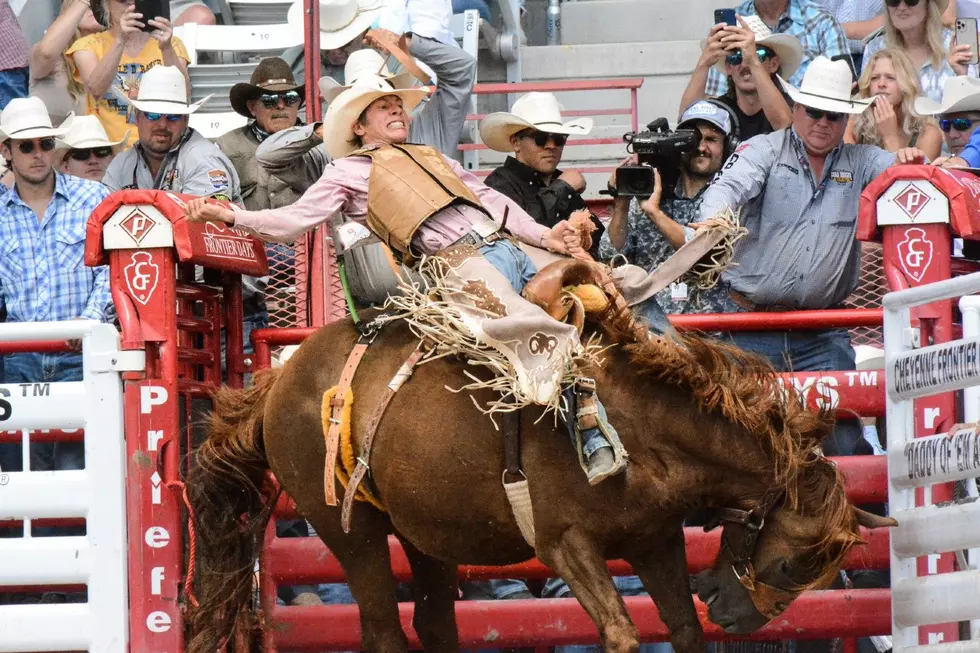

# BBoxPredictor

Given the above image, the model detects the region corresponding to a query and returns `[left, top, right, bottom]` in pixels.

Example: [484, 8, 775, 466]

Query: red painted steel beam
[779, 372, 885, 418]
[670, 309, 883, 331]
[267, 589, 891, 650]
[267, 526, 888, 586]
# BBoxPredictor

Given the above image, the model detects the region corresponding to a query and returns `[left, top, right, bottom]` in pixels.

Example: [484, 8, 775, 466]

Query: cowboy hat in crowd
[56, 115, 128, 152]
[779, 56, 874, 114]
[318, 48, 416, 105]
[120, 65, 211, 115]
[711, 14, 803, 79]
[229, 57, 306, 117]
[287, 0, 386, 51]
[914, 75, 980, 115]
[479, 92, 593, 153]
[0, 96, 71, 141]
[320, 74, 428, 158]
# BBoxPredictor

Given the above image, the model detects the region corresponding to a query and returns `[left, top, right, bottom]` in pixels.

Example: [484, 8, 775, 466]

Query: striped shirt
[704, 0, 851, 97]
[697, 128, 895, 309]
[0, 173, 113, 322]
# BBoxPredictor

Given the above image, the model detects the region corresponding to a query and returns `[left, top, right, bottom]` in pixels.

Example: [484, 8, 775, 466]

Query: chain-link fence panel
[845, 242, 886, 348]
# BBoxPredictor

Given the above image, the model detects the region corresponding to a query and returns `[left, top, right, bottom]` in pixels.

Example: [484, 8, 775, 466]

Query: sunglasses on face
[16, 138, 57, 154]
[885, 0, 921, 6]
[804, 107, 845, 123]
[521, 130, 568, 148]
[725, 47, 776, 67]
[69, 147, 113, 161]
[143, 112, 182, 122]
[258, 91, 302, 109]
[939, 117, 979, 132]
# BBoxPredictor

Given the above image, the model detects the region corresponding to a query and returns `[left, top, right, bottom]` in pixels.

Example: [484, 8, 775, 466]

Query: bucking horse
[185, 315, 895, 653]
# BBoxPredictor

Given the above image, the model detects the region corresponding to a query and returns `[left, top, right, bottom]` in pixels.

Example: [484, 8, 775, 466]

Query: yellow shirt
[66, 33, 190, 147]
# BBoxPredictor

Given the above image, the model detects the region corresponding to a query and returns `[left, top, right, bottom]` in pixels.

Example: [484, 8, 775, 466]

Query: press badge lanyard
[790, 131, 841, 197]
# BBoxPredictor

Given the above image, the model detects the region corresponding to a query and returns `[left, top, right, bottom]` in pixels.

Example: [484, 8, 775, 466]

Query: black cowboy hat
[229, 57, 305, 118]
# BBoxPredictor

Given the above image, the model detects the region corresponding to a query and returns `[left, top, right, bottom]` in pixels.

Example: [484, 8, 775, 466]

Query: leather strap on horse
[621, 226, 727, 306]
[502, 409, 522, 482]
[324, 343, 369, 506]
[341, 345, 427, 533]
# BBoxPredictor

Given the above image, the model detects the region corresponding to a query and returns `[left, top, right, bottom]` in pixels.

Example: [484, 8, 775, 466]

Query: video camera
[615, 118, 701, 198]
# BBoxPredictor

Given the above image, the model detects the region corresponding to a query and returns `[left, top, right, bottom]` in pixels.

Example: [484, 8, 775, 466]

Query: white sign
[895, 424, 980, 485]
[876, 180, 950, 226]
[103, 205, 174, 250]
[889, 336, 980, 400]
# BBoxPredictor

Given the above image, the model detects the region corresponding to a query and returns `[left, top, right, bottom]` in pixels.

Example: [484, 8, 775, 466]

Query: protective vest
[351, 143, 489, 253]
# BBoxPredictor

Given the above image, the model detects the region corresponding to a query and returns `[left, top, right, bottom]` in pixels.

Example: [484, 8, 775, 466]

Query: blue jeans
[728, 329, 865, 457]
[479, 240, 537, 293]
[452, 0, 491, 20]
[0, 67, 28, 111]
[0, 352, 85, 539]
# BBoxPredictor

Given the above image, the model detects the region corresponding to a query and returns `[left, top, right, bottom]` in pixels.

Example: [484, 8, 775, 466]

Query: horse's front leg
[626, 523, 705, 653]
[539, 526, 640, 653]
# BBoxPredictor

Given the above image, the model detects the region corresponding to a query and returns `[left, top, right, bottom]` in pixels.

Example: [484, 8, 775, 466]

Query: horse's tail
[186, 368, 282, 653]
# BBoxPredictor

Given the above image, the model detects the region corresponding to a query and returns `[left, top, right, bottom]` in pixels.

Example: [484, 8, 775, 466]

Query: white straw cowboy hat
[711, 14, 803, 78]
[318, 48, 416, 105]
[120, 65, 211, 115]
[779, 56, 874, 114]
[915, 75, 980, 115]
[321, 74, 429, 159]
[56, 115, 128, 150]
[0, 96, 71, 141]
[480, 92, 593, 153]
[287, 0, 386, 51]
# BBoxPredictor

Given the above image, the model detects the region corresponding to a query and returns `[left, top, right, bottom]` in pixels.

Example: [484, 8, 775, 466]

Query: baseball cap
[678, 100, 732, 135]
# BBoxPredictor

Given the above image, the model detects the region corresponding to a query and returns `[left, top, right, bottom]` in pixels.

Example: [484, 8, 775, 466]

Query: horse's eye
[780, 560, 793, 577]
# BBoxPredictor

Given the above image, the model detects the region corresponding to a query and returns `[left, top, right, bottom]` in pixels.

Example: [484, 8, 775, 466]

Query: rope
[163, 479, 200, 609]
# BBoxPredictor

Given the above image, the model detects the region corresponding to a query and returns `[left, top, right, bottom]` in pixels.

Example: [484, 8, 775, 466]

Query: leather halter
[704, 488, 800, 620]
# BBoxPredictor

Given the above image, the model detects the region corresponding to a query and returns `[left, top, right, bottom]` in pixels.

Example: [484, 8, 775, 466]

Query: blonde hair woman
[846, 48, 943, 160]
[29, 0, 104, 124]
[862, 0, 975, 104]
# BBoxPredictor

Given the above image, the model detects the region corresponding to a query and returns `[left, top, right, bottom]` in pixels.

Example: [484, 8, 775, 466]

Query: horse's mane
[625, 332, 863, 589]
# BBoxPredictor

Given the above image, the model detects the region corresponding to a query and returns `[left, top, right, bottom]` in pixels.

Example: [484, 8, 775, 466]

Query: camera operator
[598, 100, 740, 317]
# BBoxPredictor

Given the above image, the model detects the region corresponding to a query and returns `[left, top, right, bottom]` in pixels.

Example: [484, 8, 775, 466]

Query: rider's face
[352, 95, 410, 146]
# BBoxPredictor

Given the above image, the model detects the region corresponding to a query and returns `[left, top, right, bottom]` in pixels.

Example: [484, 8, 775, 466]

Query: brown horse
[186, 319, 894, 653]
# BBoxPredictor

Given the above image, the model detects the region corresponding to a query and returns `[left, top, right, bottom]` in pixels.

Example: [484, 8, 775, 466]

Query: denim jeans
[0, 353, 85, 545]
[479, 241, 537, 293]
[452, 0, 491, 20]
[0, 67, 28, 111]
[728, 329, 866, 457]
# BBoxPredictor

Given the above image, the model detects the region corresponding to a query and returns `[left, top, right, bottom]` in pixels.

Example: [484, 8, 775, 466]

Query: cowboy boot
[574, 379, 628, 485]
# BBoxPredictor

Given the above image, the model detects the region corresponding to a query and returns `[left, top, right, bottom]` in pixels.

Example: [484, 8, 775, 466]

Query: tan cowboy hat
[0, 96, 71, 141]
[321, 74, 428, 158]
[710, 14, 803, 78]
[287, 0, 386, 51]
[318, 48, 416, 105]
[480, 92, 593, 153]
[779, 56, 874, 114]
[56, 115, 128, 150]
[229, 57, 305, 117]
[121, 65, 211, 115]
[915, 75, 980, 115]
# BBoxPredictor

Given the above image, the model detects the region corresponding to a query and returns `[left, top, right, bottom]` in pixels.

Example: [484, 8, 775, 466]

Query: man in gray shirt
[698, 56, 924, 456]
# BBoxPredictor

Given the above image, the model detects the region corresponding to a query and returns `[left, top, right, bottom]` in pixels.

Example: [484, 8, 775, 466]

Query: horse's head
[695, 462, 896, 634]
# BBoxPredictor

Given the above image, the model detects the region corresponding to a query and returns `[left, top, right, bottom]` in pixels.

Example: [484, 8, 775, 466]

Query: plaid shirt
[0, 173, 113, 323]
[862, 29, 973, 104]
[0, 0, 28, 71]
[704, 0, 851, 97]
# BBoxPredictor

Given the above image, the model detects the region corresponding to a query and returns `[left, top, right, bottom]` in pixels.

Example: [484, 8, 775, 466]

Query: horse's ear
[853, 507, 898, 529]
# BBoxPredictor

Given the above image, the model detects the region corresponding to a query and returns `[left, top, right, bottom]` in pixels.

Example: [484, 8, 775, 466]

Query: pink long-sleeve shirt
[231, 150, 551, 255]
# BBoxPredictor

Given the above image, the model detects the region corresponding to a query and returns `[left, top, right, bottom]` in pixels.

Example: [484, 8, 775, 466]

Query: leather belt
[728, 289, 845, 313]
[451, 230, 506, 248]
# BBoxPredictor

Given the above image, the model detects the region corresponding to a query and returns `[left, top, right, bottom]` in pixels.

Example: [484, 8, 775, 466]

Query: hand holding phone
[956, 17, 980, 66]
[714, 8, 737, 26]
[134, 0, 170, 32]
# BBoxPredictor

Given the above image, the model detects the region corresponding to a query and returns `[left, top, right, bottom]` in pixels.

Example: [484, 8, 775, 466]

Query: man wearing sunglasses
[698, 56, 926, 457]
[480, 92, 605, 259]
[55, 116, 126, 183]
[916, 75, 980, 159]
[0, 97, 112, 519]
[218, 57, 307, 213]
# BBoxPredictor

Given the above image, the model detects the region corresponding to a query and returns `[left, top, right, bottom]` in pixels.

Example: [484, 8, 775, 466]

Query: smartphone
[134, 0, 171, 31]
[956, 17, 980, 66]
[714, 8, 737, 26]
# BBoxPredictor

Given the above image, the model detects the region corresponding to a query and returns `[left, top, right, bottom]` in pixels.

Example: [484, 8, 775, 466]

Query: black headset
[684, 98, 742, 157]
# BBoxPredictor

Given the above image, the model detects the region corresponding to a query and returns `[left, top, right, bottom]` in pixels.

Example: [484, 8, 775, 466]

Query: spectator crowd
[2, 0, 980, 648]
